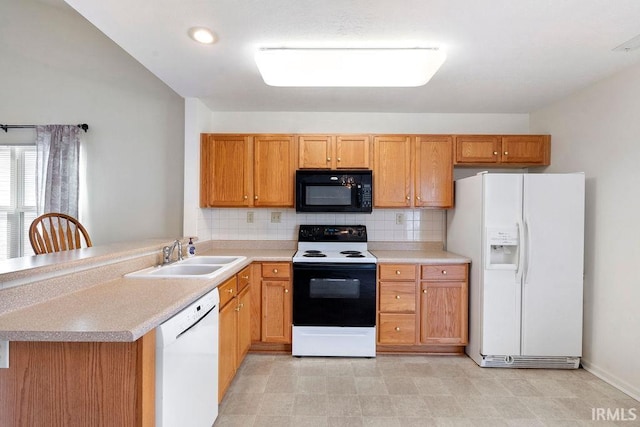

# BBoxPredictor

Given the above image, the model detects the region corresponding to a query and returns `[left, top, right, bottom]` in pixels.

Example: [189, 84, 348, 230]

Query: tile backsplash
[197, 208, 444, 242]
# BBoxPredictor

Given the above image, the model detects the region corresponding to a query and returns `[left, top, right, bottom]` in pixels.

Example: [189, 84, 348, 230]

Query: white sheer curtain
[35, 125, 80, 217]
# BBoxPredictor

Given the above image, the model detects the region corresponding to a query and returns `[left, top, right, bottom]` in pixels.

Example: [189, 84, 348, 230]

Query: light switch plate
[0, 340, 8, 368]
[246, 212, 254, 223]
[396, 213, 405, 225]
[271, 212, 281, 223]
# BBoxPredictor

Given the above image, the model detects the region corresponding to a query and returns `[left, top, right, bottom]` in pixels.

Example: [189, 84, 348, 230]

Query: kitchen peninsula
[0, 239, 468, 426]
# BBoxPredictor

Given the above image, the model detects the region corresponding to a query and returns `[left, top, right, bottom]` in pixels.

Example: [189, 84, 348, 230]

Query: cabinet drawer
[378, 313, 416, 344]
[219, 276, 238, 308]
[379, 282, 416, 313]
[237, 265, 252, 291]
[421, 264, 467, 281]
[379, 264, 416, 281]
[261, 263, 290, 279]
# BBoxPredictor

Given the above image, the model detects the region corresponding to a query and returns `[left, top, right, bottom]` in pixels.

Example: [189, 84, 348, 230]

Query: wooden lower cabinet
[218, 267, 252, 402]
[0, 331, 155, 427]
[377, 263, 468, 353]
[261, 263, 292, 344]
[420, 264, 468, 345]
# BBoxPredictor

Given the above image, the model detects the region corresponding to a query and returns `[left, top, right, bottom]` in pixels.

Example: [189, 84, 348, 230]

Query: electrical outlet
[246, 212, 254, 223]
[396, 213, 405, 225]
[270, 212, 281, 223]
[0, 340, 8, 368]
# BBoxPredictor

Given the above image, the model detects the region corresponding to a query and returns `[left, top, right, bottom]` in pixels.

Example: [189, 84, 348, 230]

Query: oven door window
[305, 185, 352, 206]
[310, 278, 360, 299]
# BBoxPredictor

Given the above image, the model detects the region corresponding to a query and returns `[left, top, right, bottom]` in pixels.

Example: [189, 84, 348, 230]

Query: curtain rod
[0, 123, 89, 133]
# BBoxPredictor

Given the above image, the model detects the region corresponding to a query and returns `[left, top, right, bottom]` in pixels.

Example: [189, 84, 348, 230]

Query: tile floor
[214, 353, 639, 427]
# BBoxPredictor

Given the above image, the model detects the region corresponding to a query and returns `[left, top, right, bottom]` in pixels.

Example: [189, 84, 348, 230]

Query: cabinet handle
[254, 195, 258, 200]
[416, 196, 421, 201]
[227, 288, 234, 294]
[395, 270, 401, 275]
[273, 268, 278, 274]
[239, 303, 244, 309]
[423, 289, 427, 293]
[395, 295, 401, 299]
[493, 151, 498, 155]
[442, 270, 447, 275]
[395, 327, 401, 331]
[406, 196, 410, 200]
[327, 157, 331, 162]
[504, 151, 509, 155]
[284, 289, 289, 293]
[337, 157, 341, 162]
[241, 275, 249, 279]
[235, 306, 241, 312]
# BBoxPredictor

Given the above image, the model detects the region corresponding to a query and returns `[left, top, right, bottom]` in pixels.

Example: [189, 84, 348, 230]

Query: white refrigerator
[447, 173, 585, 369]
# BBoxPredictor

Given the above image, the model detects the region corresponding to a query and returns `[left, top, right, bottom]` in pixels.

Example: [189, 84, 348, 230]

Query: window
[0, 145, 37, 259]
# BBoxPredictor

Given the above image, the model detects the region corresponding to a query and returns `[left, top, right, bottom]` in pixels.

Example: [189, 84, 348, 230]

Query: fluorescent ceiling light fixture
[255, 47, 446, 87]
[613, 33, 640, 52]
[188, 27, 216, 44]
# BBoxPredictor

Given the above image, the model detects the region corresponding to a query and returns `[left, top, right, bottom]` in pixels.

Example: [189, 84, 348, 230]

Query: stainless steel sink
[126, 255, 247, 279]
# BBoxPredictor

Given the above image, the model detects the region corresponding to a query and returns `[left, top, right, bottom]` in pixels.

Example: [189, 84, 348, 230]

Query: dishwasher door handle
[176, 304, 217, 339]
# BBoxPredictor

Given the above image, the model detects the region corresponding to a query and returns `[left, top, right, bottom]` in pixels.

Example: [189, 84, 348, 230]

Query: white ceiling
[60, 0, 640, 114]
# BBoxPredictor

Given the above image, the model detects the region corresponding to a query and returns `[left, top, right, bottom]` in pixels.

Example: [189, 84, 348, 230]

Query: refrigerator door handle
[523, 219, 531, 284]
[516, 219, 525, 283]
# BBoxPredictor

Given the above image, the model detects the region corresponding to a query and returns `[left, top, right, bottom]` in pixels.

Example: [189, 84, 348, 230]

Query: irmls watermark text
[592, 407, 637, 421]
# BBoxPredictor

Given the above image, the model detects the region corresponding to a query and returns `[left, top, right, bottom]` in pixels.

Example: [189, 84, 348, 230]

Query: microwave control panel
[359, 184, 372, 208]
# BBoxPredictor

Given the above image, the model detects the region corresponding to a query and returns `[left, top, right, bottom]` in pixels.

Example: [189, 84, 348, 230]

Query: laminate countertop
[0, 242, 468, 343]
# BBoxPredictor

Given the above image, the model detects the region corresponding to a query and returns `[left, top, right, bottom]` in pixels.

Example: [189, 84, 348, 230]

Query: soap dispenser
[187, 238, 196, 257]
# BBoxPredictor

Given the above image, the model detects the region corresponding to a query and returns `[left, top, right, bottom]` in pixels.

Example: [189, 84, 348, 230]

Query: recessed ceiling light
[254, 47, 446, 87]
[188, 27, 216, 45]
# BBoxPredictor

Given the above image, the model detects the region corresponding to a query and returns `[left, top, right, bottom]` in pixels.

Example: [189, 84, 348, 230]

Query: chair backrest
[29, 213, 93, 255]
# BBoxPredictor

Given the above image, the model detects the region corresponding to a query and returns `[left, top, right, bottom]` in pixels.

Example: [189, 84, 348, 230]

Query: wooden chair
[29, 212, 93, 255]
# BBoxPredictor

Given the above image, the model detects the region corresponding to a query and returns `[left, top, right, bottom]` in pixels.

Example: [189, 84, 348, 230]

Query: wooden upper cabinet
[415, 135, 453, 208]
[298, 135, 371, 169]
[501, 135, 550, 165]
[455, 135, 500, 164]
[298, 135, 333, 169]
[200, 134, 252, 207]
[253, 135, 295, 207]
[454, 134, 550, 166]
[373, 135, 412, 207]
[335, 135, 371, 169]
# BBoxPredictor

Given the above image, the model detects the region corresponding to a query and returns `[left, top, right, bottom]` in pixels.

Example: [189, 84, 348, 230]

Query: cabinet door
[253, 135, 295, 207]
[454, 135, 500, 164]
[336, 135, 371, 169]
[219, 300, 238, 402]
[415, 135, 453, 208]
[373, 135, 412, 207]
[420, 281, 468, 345]
[298, 135, 334, 169]
[200, 134, 252, 207]
[501, 135, 550, 165]
[237, 285, 252, 363]
[250, 264, 262, 342]
[261, 280, 292, 343]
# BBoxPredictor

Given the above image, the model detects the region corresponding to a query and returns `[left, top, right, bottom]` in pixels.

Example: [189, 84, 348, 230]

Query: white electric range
[292, 225, 377, 357]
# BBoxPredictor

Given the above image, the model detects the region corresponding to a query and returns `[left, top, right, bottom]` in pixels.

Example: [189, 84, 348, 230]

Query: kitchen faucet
[162, 239, 183, 265]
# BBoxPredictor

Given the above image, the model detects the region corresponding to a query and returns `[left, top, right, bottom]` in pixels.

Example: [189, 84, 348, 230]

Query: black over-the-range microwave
[295, 170, 373, 213]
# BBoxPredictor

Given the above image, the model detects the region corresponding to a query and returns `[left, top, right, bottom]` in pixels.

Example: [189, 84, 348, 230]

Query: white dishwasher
[156, 288, 219, 427]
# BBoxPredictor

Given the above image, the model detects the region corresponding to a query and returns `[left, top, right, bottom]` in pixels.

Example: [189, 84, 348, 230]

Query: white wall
[183, 110, 530, 241]
[1, 0, 185, 245]
[531, 63, 640, 400]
